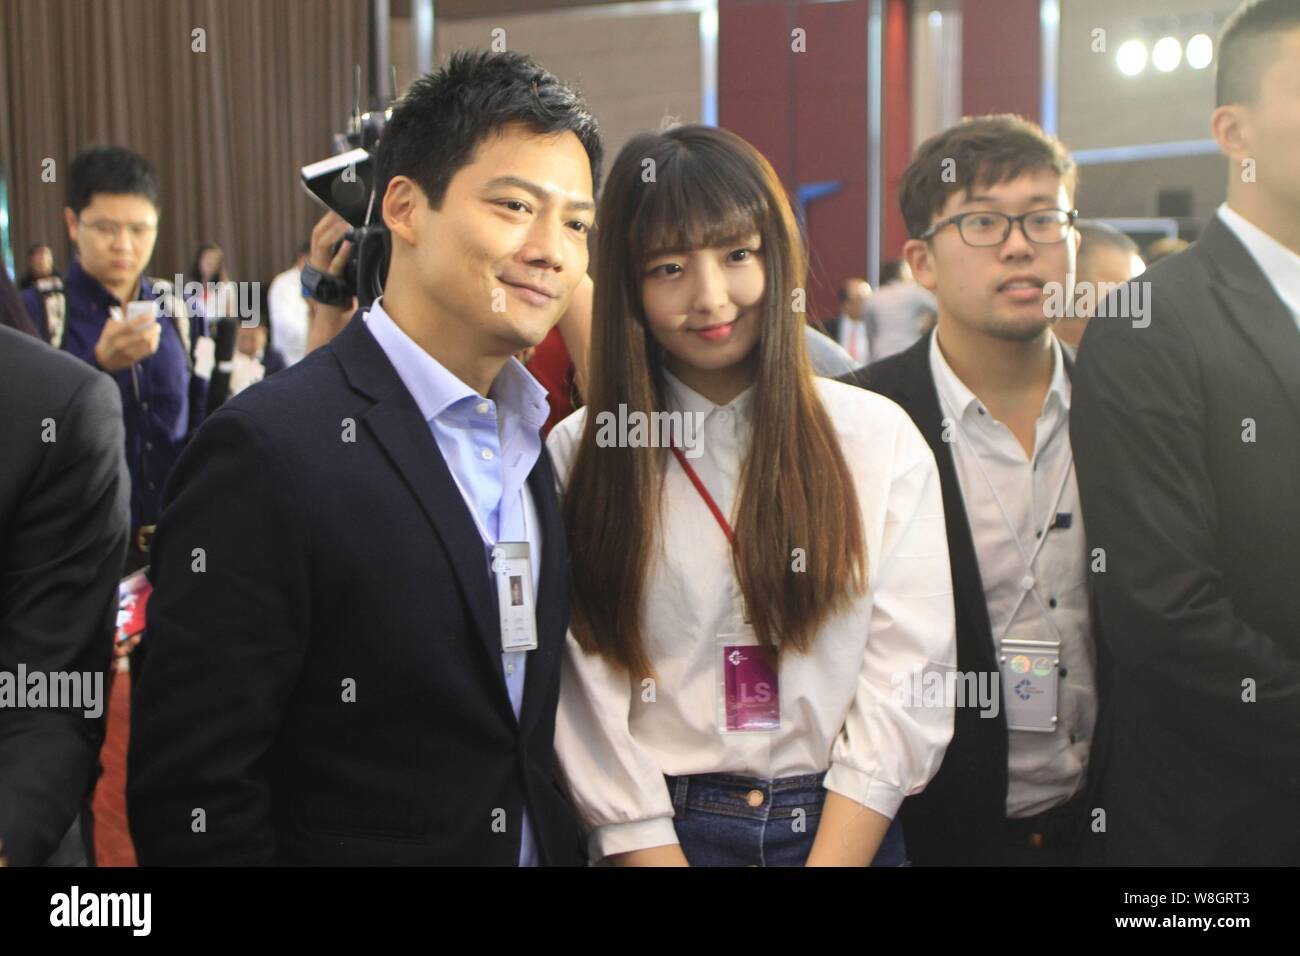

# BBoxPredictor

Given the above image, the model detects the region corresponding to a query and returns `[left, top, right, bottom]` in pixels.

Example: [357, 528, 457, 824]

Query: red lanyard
[670, 447, 736, 548]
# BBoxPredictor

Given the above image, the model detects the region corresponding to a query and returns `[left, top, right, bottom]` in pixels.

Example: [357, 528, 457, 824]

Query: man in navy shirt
[23, 147, 208, 571]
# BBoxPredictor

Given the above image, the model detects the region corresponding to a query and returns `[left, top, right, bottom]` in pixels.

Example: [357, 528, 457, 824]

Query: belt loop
[674, 774, 689, 809]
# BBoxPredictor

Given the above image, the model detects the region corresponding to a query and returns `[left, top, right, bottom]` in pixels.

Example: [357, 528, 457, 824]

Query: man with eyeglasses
[840, 114, 1095, 865]
[22, 146, 209, 577]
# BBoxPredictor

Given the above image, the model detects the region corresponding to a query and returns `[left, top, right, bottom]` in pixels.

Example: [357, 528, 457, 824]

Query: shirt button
[476, 401, 490, 415]
[745, 789, 764, 808]
[140, 401, 149, 411]
[1035, 530, 1042, 539]
[144, 441, 153, 451]
[481, 448, 494, 460]
[1049, 597, 1058, 609]
[1020, 575, 1035, 592]
[977, 407, 986, 416]
[506, 663, 515, 676]
[1060, 666, 1069, 678]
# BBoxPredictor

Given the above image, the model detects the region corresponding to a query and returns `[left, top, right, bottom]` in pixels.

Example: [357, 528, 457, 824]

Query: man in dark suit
[842, 115, 1094, 865]
[127, 51, 602, 865]
[0, 272, 130, 865]
[1070, 0, 1300, 865]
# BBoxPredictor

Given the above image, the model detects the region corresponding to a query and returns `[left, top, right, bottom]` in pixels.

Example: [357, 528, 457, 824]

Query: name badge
[490, 542, 538, 653]
[717, 631, 780, 733]
[1000, 638, 1060, 733]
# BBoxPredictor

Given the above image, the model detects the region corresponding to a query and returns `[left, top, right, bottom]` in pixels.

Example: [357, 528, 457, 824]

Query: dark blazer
[127, 316, 586, 865]
[0, 326, 129, 865]
[839, 333, 1012, 864]
[1070, 215, 1300, 865]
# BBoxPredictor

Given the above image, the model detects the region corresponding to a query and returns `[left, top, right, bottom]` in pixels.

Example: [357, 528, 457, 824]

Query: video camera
[300, 78, 393, 310]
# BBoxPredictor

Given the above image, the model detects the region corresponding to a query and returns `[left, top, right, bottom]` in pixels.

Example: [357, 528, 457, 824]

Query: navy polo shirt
[23, 258, 208, 532]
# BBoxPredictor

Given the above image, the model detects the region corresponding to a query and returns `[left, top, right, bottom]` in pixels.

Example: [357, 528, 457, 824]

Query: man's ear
[902, 237, 937, 292]
[1211, 104, 1249, 162]
[63, 207, 77, 244]
[381, 176, 423, 248]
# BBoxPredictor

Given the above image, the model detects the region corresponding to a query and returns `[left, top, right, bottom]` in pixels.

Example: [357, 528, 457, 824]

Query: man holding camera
[128, 51, 601, 865]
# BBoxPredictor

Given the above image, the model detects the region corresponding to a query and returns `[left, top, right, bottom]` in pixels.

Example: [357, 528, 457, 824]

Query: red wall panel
[961, 0, 1041, 122]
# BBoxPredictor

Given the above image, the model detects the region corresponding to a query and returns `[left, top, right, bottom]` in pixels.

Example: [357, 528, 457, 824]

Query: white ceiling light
[1152, 36, 1182, 72]
[1186, 33, 1213, 70]
[1117, 39, 1148, 76]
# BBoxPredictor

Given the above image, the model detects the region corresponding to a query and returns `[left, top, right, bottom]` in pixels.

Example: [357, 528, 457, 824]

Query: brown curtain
[0, 0, 370, 291]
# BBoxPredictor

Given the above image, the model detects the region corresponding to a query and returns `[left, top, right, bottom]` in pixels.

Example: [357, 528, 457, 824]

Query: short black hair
[899, 115, 1076, 240]
[376, 50, 603, 210]
[1217, 0, 1300, 107]
[67, 146, 160, 215]
[1077, 220, 1140, 263]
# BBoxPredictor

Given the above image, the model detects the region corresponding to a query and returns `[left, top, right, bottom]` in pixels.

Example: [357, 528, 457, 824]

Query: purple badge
[722, 644, 780, 732]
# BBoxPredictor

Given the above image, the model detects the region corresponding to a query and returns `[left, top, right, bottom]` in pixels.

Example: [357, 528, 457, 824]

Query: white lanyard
[940, 394, 1072, 645]
[444, 461, 529, 549]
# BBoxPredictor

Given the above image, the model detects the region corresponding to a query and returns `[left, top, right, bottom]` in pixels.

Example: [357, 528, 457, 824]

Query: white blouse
[546, 371, 956, 861]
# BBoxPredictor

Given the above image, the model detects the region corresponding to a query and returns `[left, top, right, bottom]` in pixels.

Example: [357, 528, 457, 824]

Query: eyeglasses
[919, 208, 1078, 247]
[79, 218, 158, 241]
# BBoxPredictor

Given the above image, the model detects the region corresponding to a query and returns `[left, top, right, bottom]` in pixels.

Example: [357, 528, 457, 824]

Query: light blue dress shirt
[365, 298, 551, 866]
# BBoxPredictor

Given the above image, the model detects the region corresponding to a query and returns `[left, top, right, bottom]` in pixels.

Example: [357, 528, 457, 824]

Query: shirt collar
[66, 256, 157, 310]
[661, 366, 757, 424]
[363, 296, 550, 429]
[929, 329, 1071, 420]
[1216, 203, 1300, 317]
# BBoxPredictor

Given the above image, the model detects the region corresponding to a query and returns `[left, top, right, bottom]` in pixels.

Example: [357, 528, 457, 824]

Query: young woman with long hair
[546, 125, 956, 866]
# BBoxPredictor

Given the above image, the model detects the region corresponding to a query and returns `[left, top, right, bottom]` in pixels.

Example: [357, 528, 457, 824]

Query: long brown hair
[564, 125, 866, 676]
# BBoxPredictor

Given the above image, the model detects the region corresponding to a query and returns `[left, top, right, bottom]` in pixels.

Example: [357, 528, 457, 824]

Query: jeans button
[746, 789, 764, 808]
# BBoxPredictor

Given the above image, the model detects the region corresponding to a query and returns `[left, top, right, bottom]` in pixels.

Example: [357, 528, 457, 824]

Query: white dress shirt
[546, 371, 956, 861]
[929, 331, 1096, 818]
[836, 313, 871, 364]
[268, 266, 309, 365]
[1217, 203, 1300, 328]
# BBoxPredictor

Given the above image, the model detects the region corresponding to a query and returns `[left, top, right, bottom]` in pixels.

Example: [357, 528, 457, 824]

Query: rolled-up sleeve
[825, 423, 956, 819]
[554, 640, 679, 861]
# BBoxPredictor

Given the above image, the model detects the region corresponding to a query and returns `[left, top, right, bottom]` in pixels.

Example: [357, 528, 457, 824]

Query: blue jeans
[666, 771, 908, 867]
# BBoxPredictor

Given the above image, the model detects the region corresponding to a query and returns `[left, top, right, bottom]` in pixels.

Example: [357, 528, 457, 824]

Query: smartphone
[115, 569, 153, 644]
[125, 300, 158, 324]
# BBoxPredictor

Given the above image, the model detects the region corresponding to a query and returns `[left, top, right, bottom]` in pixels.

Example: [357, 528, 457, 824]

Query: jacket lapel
[1199, 217, 1300, 427]
[330, 318, 514, 716]
[519, 448, 567, 732]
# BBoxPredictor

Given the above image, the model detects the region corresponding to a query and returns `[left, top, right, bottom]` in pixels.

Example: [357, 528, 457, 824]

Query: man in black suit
[0, 272, 130, 865]
[842, 115, 1095, 865]
[127, 51, 602, 865]
[1070, 0, 1300, 865]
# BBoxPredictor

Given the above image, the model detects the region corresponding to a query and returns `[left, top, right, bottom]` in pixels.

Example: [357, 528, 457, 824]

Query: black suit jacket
[840, 332, 1076, 865]
[127, 317, 585, 865]
[0, 326, 128, 865]
[1071, 216, 1300, 865]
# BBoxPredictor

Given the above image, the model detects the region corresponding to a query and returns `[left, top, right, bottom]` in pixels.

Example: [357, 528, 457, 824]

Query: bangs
[631, 144, 769, 262]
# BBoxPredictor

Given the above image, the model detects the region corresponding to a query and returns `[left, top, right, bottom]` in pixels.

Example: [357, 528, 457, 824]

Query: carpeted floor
[92, 664, 137, 866]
